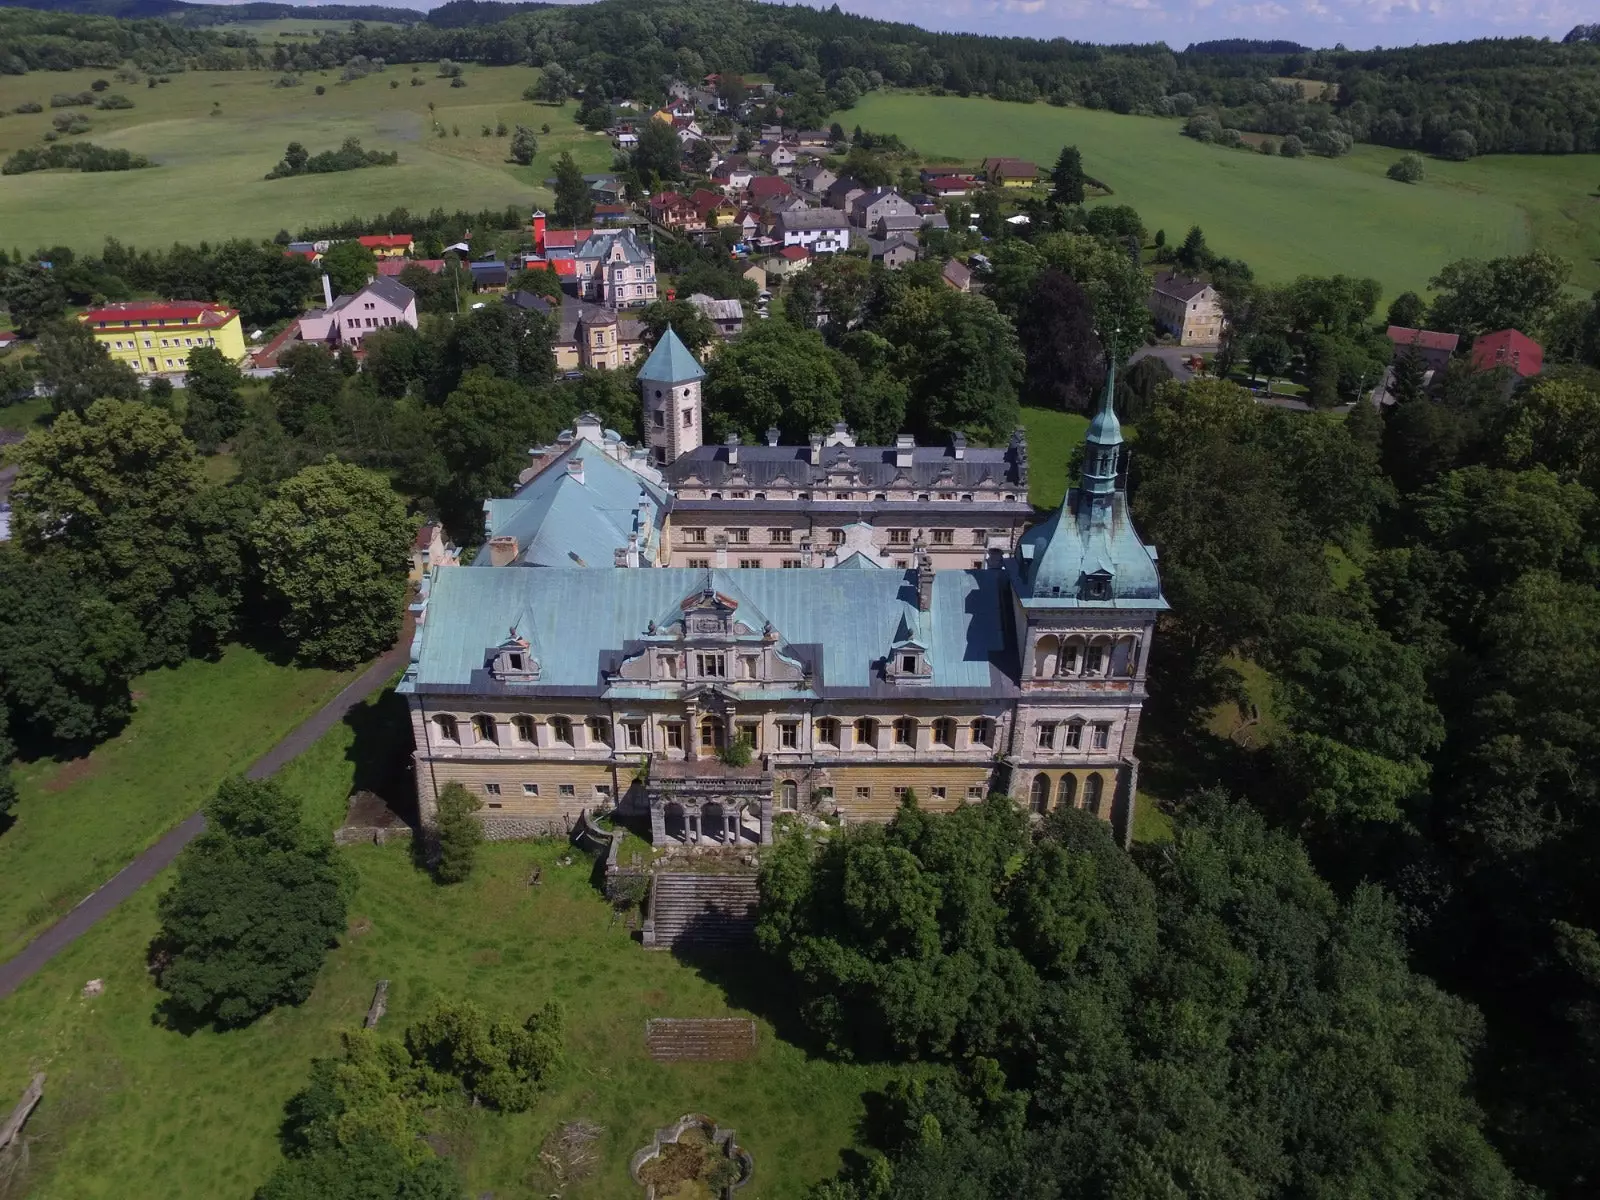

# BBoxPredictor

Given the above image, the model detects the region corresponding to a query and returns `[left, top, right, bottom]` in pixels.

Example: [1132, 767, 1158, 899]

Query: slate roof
[1386, 325, 1459, 353]
[508, 293, 645, 345]
[575, 227, 651, 264]
[1150, 272, 1214, 303]
[479, 439, 669, 570]
[775, 208, 849, 233]
[404, 565, 1016, 697]
[637, 327, 706, 384]
[665, 440, 1024, 489]
[326, 276, 415, 314]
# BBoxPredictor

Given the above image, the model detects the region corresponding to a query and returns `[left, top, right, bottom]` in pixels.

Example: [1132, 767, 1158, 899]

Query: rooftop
[81, 300, 237, 326]
[637, 327, 706, 385]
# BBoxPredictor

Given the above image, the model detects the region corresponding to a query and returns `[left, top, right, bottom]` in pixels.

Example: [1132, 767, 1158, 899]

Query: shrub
[13, 101, 42, 114]
[95, 93, 133, 110]
[389, 79, 399, 89]
[718, 736, 754, 768]
[2, 142, 153, 174]
[1259, 138, 1277, 155]
[433, 782, 484, 884]
[49, 112, 91, 135]
[314, 85, 326, 96]
[1309, 130, 1353, 157]
[449, 76, 467, 89]
[91, 79, 109, 92]
[1280, 134, 1306, 158]
[1218, 127, 1244, 147]
[1441, 129, 1477, 160]
[1387, 153, 1425, 183]
[410, 76, 424, 87]
[49, 90, 95, 108]
[1184, 113, 1220, 143]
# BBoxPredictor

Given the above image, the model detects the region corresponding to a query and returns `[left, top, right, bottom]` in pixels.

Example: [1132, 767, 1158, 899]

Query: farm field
[0, 646, 355, 962]
[0, 690, 885, 1200]
[0, 65, 615, 253]
[844, 93, 1600, 298]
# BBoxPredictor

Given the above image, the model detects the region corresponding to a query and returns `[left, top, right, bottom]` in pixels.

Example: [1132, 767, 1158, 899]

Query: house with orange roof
[357, 234, 413, 259]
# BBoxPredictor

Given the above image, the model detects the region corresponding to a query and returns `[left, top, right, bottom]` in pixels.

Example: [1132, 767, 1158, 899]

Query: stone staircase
[643, 872, 760, 951]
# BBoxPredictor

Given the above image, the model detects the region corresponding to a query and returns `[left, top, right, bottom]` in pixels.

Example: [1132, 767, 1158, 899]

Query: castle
[398, 330, 1166, 846]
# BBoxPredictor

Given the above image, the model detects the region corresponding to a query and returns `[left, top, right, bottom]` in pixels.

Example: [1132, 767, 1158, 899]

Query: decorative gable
[487, 627, 539, 681]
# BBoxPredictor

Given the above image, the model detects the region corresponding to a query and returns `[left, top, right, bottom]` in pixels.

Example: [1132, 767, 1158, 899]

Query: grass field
[844, 93, 1600, 298]
[0, 647, 354, 962]
[1018, 406, 1089, 510]
[0, 66, 617, 253]
[0, 692, 885, 1200]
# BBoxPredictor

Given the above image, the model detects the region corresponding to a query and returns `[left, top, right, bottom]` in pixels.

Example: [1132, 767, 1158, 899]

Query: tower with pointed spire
[1004, 350, 1167, 844]
[638, 325, 706, 465]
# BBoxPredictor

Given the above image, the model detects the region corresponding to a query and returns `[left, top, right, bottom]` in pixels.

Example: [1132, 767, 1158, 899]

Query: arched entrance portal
[1029, 773, 1051, 814]
[663, 801, 687, 842]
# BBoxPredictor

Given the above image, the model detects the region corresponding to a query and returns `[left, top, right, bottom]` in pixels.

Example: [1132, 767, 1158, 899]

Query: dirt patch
[40, 755, 99, 794]
[469, 948, 502, 966]
[347, 916, 373, 937]
[642, 989, 668, 1008]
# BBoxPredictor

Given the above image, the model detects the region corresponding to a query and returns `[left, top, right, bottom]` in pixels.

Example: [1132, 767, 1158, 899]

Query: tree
[1174, 224, 1210, 273]
[10, 397, 226, 667]
[1442, 128, 1478, 160]
[508, 124, 537, 165]
[1015, 268, 1103, 414]
[632, 117, 680, 183]
[1426, 251, 1570, 341]
[640, 299, 714, 353]
[433, 782, 484, 884]
[1280, 133, 1305, 157]
[533, 63, 570, 102]
[1386, 290, 1426, 329]
[552, 150, 593, 226]
[0, 263, 66, 336]
[704, 319, 842, 444]
[30, 319, 140, 414]
[0, 546, 141, 753]
[155, 777, 351, 1028]
[875, 285, 1023, 442]
[182, 344, 245, 452]
[428, 367, 566, 537]
[1387, 153, 1426, 183]
[271, 343, 346, 436]
[253, 460, 412, 667]
[256, 1133, 462, 1200]
[1497, 376, 1600, 490]
[1048, 144, 1084, 205]
[320, 239, 377, 297]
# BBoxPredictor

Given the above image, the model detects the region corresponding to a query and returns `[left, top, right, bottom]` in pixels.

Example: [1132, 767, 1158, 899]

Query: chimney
[487, 535, 520, 567]
[808, 434, 823, 466]
[566, 456, 585, 485]
[951, 432, 967, 461]
[916, 550, 934, 612]
[895, 433, 915, 469]
[766, 426, 781, 447]
[321, 273, 333, 309]
[725, 432, 740, 466]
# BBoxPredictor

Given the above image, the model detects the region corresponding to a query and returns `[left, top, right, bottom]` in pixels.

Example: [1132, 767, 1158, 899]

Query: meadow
[845, 92, 1600, 298]
[0, 64, 615, 253]
[0, 690, 887, 1200]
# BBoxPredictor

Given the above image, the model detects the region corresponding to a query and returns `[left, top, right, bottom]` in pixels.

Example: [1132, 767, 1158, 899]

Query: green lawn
[0, 692, 885, 1199]
[0, 66, 617, 252]
[1018, 406, 1089, 510]
[843, 93, 1600, 297]
[0, 646, 354, 961]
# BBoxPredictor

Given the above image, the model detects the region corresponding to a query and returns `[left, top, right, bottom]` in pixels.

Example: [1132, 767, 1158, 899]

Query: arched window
[470, 714, 498, 745]
[892, 717, 916, 746]
[971, 717, 996, 747]
[1061, 639, 1083, 675]
[700, 716, 725, 750]
[1033, 634, 1060, 678]
[511, 715, 535, 743]
[549, 716, 574, 746]
[780, 780, 798, 811]
[586, 717, 610, 746]
[816, 718, 840, 747]
[433, 714, 459, 744]
[1084, 642, 1106, 676]
[1083, 772, 1103, 816]
[1058, 773, 1077, 810]
[1029, 773, 1051, 814]
[854, 717, 877, 747]
[932, 718, 956, 747]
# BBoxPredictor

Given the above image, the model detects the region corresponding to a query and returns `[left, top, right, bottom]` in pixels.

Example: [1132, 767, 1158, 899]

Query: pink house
[299, 277, 418, 351]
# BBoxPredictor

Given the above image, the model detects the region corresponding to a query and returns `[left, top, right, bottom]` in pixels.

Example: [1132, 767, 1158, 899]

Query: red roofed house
[1471, 329, 1543, 378]
[763, 244, 812, 278]
[1387, 325, 1459, 375]
[0, 331, 17, 350]
[691, 188, 737, 227]
[649, 191, 705, 233]
[377, 258, 445, 277]
[357, 234, 414, 259]
[746, 174, 794, 205]
[80, 300, 246, 375]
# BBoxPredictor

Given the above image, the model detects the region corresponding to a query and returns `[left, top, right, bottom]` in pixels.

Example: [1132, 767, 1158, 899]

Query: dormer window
[901, 654, 918, 674]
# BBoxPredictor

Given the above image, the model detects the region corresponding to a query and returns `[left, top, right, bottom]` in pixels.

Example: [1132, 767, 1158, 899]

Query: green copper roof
[636, 326, 705, 384]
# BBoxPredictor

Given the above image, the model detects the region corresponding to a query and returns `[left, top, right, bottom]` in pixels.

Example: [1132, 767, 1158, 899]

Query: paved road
[0, 641, 410, 1002]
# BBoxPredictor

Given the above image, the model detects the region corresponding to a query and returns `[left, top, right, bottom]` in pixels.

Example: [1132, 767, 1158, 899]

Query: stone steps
[647, 872, 760, 951]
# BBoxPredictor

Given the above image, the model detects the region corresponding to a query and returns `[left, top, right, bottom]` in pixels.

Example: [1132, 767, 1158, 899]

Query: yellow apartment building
[80, 300, 247, 376]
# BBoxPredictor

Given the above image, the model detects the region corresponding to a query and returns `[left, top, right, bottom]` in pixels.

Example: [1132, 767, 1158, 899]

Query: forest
[4, 0, 1600, 154]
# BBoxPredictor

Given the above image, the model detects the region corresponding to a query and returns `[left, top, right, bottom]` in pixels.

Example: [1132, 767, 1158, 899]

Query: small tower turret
[1081, 355, 1122, 499]
[637, 325, 706, 465]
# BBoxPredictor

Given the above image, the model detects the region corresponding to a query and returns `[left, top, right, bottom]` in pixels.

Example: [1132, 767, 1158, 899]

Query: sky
[262, 0, 1592, 50]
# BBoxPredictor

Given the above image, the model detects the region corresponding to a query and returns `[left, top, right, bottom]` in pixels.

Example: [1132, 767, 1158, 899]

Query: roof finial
[1081, 333, 1122, 499]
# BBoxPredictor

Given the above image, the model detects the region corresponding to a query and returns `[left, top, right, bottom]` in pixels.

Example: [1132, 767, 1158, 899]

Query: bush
[409, 76, 424, 87]
[95, 93, 133, 110]
[91, 79, 109, 92]
[718, 736, 754, 768]
[2, 142, 151, 174]
[1184, 114, 1221, 143]
[1259, 138, 1277, 155]
[314, 85, 326, 96]
[50, 111, 90, 135]
[449, 76, 466, 89]
[1309, 129, 1353, 157]
[49, 91, 95, 108]
[1280, 134, 1306, 158]
[13, 101, 42, 114]
[434, 782, 484, 884]
[1387, 153, 1425, 183]
[1218, 127, 1244, 147]
[389, 79, 399, 89]
[1442, 129, 1477, 160]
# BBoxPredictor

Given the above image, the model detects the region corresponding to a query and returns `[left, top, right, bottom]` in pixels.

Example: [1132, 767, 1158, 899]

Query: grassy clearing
[0, 66, 617, 253]
[0, 692, 885, 1200]
[1018, 406, 1089, 510]
[0, 396, 50, 435]
[0, 646, 354, 961]
[842, 93, 1600, 297]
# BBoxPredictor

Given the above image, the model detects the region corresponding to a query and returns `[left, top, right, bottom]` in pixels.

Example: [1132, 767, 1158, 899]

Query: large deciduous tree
[31, 319, 141, 415]
[320, 239, 377, 298]
[155, 777, 351, 1028]
[253, 459, 412, 667]
[703, 319, 843, 444]
[182, 344, 246, 452]
[1016, 268, 1103, 413]
[875, 284, 1021, 442]
[0, 263, 66, 337]
[1426, 251, 1570, 341]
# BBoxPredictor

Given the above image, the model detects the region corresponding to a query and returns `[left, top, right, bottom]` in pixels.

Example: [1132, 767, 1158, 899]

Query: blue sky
[268, 0, 1590, 50]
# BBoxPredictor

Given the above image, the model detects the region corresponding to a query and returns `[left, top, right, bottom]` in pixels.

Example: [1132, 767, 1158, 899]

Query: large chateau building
[401, 334, 1167, 847]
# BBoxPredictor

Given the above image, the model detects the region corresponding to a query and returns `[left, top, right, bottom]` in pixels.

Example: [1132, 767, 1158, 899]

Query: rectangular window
[485, 783, 501, 796]
[1037, 722, 1057, 750]
[594, 784, 612, 800]
[770, 528, 792, 543]
[739, 655, 759, 680]
[730, 528, 749, 544]
[930, 786, 946, 800]
[782, 559, 803, 568]
[855, 785, 871, 800]
[1092, 722, 1111, 750]
[932, 529, 954, 546]
[523, 783, 539, 796]
[684, 528, 706, 543]
[739, 558, 761, 569]
[1064, 722, 1083, 749]
[938, 492, 956, 500]
[737, 721, 760, 749]
[624, 721, 644, 748]
[894, 786, 909, 800]
[973, 529, 988, 545]
[488, 801, 503, 809]
[664, 723, 684, 750]
[966, 784, 985, 800]
[901, 654, 918, 674]
[688, 558, 710, 569]
[587, 717, 610, 746]
[654, 410, 666, 428]
[1085, 645, 1104, 674]
[889, 529, 911, 545]
[779, 722, 799, 749]
[829, 529, 844, 545]
[558, 784, 575, 797]
[696, 653, 725, 678]
[683, 409, 694, 427]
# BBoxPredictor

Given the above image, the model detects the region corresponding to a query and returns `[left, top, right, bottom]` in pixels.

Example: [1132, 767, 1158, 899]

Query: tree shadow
[668, 937, 829, 1059]
[343, 686, 417, 828]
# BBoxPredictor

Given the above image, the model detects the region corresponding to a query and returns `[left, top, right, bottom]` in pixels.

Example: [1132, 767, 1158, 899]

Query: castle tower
[637, 326, 706, 465]
[1005, 357, 1166, 844]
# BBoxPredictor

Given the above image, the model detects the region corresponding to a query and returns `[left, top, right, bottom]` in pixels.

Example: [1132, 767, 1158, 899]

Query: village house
[795, 129, 832, 147]
[773, 208, 850, 254]
[1471, 329, 1543, 378]
[508, 292, 647, 373]
[299, 276, 419, 352]
[400, 362, 1162, 846]
[762, 245, 811, 278]
[746, 174, 795, 207]
[80, 299, 247, 376]
[868, 236, 919, 270]
[691, 189, 738, 228]
[712, 156, 755, 193]
[873, 213, 925, 239]
[357, 234, 413, 259]
[1148, 272, 1225, 347]
[468, 260, 510, 292]
[823, 176, 867, 214]
[849, 187, 917, 229]
[1386, 326, 1458, 375]
[649, 191, 706, 234]
[983, 157, 1038, 187]
[763, 142, 800, 173]
[941, 258, 973, 293]
[794, 164, 838, 198]
[376, 258, 444, 278]
[688, 294, 745, 339]
[921, 169, 978, 198]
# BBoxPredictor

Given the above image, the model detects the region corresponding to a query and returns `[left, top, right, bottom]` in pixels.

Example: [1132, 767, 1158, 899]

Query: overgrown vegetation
[1, 141, 153, 175]
[265, 137, 399, 180]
